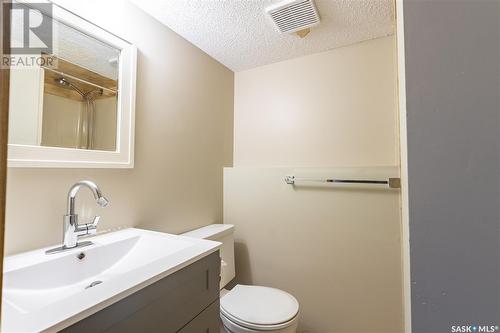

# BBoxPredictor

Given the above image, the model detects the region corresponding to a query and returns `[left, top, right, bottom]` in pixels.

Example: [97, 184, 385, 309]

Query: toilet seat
[220, 285, 299, 331]
[221, 310, 299, 332]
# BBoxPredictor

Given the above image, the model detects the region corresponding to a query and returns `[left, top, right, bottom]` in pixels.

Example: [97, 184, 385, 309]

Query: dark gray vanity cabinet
[62, 251, 221, 333]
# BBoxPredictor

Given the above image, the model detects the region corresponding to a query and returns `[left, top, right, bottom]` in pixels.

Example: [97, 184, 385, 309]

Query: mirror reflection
[8, 13, 120, 151]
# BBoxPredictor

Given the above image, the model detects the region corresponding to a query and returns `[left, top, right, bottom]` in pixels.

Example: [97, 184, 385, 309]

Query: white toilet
[182, 224, 299, 333]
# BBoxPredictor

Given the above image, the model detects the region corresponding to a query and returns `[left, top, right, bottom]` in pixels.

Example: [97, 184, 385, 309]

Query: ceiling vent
[266, 0, 320, 34]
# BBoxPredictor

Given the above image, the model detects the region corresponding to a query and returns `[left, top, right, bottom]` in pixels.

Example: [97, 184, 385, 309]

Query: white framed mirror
[7, 1, 136, 168]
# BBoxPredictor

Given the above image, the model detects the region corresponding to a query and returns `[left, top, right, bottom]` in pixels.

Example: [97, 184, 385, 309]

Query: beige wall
[234, 36, 398, 167]
[5, 1, 234, 255]
[224, 167, 403, 333]
[228, 36, 403, 332]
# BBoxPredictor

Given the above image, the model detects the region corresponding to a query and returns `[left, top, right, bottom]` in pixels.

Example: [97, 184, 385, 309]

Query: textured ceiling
[131, 0, 395, 72]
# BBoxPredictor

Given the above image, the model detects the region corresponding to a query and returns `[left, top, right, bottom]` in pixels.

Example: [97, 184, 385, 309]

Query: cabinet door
[178, 300, 220, 333]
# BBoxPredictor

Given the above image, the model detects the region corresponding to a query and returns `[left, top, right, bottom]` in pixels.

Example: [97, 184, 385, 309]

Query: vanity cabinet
[62, 251, 221, 333]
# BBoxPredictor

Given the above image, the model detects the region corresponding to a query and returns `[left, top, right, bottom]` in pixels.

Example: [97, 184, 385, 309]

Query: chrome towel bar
[284, 176, 401, 189]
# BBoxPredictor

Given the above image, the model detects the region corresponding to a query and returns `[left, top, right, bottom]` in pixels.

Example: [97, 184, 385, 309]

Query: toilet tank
[182, 224, 235, 289]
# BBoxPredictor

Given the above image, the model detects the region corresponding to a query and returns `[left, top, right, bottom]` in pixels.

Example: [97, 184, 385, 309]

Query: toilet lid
[220, 285, 299, 328]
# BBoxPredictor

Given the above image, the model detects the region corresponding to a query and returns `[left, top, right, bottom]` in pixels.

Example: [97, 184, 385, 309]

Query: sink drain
[85, 280, 103, 289]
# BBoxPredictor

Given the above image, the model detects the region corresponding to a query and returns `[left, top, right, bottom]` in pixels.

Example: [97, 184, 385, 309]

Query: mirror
[7, 1, 136, 167]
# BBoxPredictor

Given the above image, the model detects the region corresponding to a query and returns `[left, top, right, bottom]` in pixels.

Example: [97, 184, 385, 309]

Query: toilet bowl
[182, 224, 300, 333]
[220, 285, 299, 333]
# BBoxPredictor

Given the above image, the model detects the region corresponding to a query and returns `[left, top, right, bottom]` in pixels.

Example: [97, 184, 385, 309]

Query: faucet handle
[76, 216, 100, 237]
[90, 215, 100, 228]
[86, 216, 100, 235]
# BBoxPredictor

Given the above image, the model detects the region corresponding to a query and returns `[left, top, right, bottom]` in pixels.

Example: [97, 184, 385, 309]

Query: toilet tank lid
[182, 224, 234, 240]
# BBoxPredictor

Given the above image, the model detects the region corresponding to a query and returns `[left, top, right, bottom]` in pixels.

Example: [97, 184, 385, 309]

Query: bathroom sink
[2, 228, 221, 332]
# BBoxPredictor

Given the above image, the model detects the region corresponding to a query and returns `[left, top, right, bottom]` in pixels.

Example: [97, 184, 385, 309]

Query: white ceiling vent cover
[266, 0, 320, 34]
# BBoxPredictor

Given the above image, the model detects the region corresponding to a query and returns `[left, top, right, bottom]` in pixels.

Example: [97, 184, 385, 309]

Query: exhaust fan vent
[266, 0, 320, 34]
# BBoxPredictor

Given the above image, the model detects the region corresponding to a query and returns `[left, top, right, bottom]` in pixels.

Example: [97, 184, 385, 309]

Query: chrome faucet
[46, 180, 109, 254]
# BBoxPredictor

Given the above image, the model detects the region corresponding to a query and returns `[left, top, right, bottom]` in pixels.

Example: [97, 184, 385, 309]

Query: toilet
[182, 224, 299, 333]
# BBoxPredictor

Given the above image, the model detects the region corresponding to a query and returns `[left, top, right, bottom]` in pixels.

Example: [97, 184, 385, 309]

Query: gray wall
[403, 0, 500, 332]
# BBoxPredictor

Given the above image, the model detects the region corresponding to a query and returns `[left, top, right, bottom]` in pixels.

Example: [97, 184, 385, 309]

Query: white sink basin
[2, 228, 221, 332]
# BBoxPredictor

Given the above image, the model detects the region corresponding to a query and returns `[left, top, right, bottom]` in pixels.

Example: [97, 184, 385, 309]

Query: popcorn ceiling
[131, 0, 394, 72]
